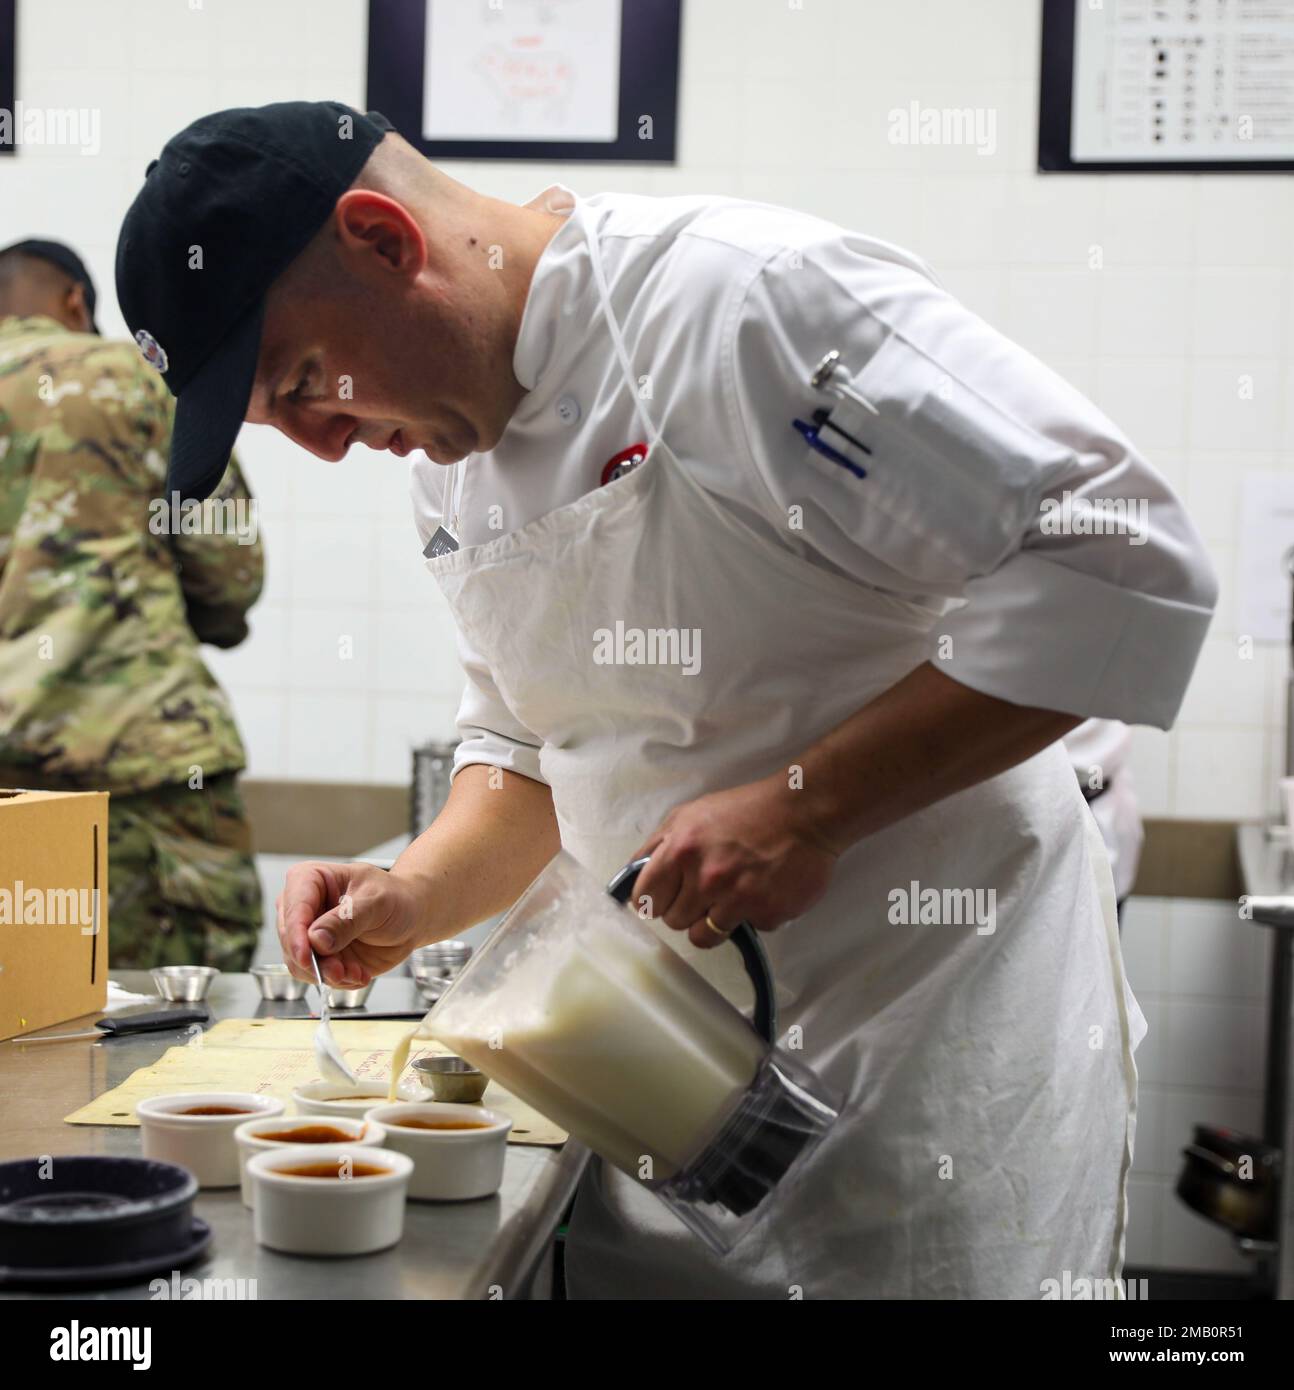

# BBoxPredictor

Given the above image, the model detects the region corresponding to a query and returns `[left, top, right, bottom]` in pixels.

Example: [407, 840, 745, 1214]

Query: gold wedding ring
[704, 914, 727, 938]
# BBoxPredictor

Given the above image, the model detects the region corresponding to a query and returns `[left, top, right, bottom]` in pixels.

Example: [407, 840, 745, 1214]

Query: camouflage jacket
[0, 316, 263, 793]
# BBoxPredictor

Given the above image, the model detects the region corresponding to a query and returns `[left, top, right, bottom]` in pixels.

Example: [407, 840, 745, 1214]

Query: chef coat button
[555, 395, 581, 426]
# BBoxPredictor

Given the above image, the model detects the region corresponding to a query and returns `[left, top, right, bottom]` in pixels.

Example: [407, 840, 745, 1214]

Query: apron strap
[447, 458, 465, 538]
[582, 209, 661, 452]
[445, 200, 659, 534]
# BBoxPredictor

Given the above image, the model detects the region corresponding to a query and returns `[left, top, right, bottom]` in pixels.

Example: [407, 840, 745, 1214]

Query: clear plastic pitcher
[419, 850, 841, 1253]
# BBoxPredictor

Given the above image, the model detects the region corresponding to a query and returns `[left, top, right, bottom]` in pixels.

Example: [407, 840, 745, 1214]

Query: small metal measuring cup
[322, 981, 375, 1010]
[411, 1055, 488, 1104]
[251, 964, 311, 1001]
[150, 966, 218, 1002]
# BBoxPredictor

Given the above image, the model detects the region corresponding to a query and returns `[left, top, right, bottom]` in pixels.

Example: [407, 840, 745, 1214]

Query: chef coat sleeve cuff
[935, 550, 1213, 730]
[450, 726, 546, 786]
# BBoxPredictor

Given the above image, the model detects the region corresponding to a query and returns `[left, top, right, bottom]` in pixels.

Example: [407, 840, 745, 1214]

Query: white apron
[425, 213, 1146, 1300]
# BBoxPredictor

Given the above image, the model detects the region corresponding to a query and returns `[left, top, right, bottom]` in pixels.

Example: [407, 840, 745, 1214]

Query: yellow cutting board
[62, 1017, 566, 1147]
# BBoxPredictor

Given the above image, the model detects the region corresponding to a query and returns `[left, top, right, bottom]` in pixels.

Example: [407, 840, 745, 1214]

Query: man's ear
[332, 189, 427, 279]
[62, 281, 93, 335]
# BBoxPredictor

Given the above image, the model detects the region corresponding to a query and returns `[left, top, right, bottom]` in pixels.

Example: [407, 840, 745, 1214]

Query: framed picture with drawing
[366, 0, 681, 162]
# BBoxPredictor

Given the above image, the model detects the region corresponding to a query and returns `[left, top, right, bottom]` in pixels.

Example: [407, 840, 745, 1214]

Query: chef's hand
[277, 861, 426, 987]
[631, 778, 839, 949]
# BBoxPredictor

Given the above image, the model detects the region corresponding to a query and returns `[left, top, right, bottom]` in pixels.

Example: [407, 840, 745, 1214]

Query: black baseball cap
[115, 101, 393, 502]
[1, 238, 100, 333]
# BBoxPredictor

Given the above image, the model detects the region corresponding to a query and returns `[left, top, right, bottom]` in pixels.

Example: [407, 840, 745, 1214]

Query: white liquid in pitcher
[430, 931, 765, 1179]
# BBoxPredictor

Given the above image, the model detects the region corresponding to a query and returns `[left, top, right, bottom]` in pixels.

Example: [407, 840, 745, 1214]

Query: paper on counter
[62, 1017, 565, 1147]
[105, 980, 158, 1011]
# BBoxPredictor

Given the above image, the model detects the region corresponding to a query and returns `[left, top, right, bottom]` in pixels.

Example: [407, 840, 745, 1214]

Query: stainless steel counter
[0, 970, 588, 1300]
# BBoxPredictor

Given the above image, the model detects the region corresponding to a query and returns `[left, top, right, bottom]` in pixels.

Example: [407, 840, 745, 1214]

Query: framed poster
[366, 0, 681, 162]
[1039, 0, 1294, 172]
[366, 0, 678, 161]
[0, 0, 14, 158]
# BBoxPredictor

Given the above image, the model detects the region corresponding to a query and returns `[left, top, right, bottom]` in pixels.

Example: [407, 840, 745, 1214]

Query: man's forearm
[388, 763, 560, 943]
[790, 661, 1081, 854]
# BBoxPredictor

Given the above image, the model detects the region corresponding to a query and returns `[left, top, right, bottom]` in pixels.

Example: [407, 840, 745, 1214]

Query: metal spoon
[310, 950, 357, 1084]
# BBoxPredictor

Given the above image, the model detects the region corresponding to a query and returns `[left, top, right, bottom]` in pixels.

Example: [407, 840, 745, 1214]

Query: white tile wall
[5, 0, 1288, 1278]
[8, 0, 1289, 808]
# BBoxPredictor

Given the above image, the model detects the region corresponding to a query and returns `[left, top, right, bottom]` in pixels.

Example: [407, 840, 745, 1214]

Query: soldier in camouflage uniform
[0, 241, 264, 970]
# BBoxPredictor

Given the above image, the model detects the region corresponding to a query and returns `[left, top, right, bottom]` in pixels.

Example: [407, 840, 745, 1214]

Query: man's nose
[278, 411, 354, 463]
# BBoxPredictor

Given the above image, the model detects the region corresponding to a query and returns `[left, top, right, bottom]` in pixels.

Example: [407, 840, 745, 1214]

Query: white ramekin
[366, 1103, 512, 1201]
[247, 1145, 414, 1255]
[233, 1113, 385, 1208]
[291, 1080, 404, 1117]
[136, 1092, 284, 1188]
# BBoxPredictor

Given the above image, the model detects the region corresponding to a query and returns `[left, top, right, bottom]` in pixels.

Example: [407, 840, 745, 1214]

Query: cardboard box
[0, 789, 108, 1040]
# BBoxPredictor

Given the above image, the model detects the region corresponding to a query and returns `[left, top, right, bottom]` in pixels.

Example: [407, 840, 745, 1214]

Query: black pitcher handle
[605, 856, 776, 1044]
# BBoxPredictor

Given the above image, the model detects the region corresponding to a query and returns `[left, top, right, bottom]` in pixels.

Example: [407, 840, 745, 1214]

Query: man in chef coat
[116, 102, 1217, 1299]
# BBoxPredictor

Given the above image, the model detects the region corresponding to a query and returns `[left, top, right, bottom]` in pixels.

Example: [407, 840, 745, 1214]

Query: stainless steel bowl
[323, 980, 375, 1010]
[411, 1055, 489, 1104]
[251, 964, 310, 1001]
[150, 966, 218, 1002]
[409, 942, 472, 1001]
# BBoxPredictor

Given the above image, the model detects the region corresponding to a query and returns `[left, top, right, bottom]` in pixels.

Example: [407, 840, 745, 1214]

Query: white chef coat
[411, 184, 1217, 780]
[1065, 719, 1144, 902]
[410, 184, 1213, 1298]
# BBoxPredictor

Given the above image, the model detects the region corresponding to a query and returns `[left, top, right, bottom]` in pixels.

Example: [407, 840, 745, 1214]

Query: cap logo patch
[134, 328, 169, 373]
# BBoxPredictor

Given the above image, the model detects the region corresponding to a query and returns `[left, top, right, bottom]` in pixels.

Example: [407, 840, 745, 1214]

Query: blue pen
[792, 412, 868, 479]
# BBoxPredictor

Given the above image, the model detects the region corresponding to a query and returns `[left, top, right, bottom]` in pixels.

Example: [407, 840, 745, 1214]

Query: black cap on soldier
[1, 238, 100, 334]
[115, 101, 393, 503]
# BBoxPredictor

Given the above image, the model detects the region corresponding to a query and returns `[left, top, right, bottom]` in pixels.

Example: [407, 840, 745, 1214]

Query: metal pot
[1175, 1125, 1281, 1241]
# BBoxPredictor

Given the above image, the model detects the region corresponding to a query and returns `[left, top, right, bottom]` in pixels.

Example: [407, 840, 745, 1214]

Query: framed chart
[1039, 0, 1294, 172]
[366, 0, 681, 162]
[1, 0, 15, 157]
